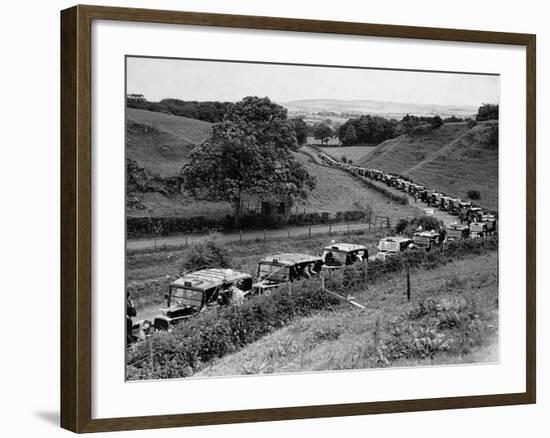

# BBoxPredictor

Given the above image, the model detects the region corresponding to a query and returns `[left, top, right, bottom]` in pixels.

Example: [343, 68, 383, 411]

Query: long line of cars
[317, 152, 498, 238]
[129, 241, 370, 343]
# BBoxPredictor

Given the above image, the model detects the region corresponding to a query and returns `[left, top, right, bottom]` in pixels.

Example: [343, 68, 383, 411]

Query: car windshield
[171, 287, 203, 307]
[379, 241, 399, 253]
[323, 250, 347, 265]
[414, 235, 431, 245]
[258, 263, 289, 282]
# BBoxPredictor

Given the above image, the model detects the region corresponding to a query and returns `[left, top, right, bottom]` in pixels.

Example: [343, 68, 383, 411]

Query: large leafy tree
[224, 96, 299, 151]
[181, 97, 315, 225]
[289, 117, 308, 145]
[313, 123, 333, 144]
[476, 103, 499, 121]
[342, 124, 358, 146]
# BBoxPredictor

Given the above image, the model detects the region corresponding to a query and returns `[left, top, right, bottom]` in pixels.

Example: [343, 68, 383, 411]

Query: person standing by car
[126, 291, 137, 345]
[229, 283, 246, 306]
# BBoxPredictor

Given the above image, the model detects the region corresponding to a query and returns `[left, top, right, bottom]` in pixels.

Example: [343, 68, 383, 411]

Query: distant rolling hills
[357, 121, 499, 210]
[126, 108, 212, 177]
[283, 99, 478, 119]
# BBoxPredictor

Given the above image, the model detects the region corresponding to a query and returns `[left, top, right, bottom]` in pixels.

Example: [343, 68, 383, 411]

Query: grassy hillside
[319, 145, 377, 163]
[126, 108, 212, 177]
[358, 121, 498, 210]
[292, 153, 418, 218]
[197, 252, 498, 377]
[128, 147, 419, 220]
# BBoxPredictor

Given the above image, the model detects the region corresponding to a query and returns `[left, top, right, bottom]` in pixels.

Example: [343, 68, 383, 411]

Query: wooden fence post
[309, 226, 311, 239]
[329, 223, 332, 235]
[239, 230, 242, 242]
[321, 271, 325, 292]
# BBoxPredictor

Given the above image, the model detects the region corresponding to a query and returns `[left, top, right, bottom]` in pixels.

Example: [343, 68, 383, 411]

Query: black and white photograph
[125, 56, 500, 381]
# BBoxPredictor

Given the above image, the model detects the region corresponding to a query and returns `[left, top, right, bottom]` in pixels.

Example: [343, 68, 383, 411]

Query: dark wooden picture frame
[60, 4, 536, 433]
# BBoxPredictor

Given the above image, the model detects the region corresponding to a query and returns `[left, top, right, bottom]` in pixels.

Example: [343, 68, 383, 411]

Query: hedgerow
[353, 174, 409, 205]
[126, 282, 341, 380]
[329, 236, 498, 291]
[127, 209, 368, 238]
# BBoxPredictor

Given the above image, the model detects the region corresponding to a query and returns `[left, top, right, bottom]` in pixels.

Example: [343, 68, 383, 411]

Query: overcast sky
[126, 57, 499, 107]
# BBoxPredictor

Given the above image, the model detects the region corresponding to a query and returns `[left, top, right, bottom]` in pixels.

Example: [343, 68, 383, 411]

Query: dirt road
[127, 221, 376, 252]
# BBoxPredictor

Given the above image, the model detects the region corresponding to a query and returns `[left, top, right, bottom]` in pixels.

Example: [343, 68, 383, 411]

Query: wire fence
[128, 216, 410, 253]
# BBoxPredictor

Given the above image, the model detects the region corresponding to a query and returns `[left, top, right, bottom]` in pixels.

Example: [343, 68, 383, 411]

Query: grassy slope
[293, 152, 418, 217]
[319, 146, 377, 163]
[357, 121, 498, 211]
[126, 108, 212, 177]
[127, 108, 230, 217]
[197, 252, 498, 376]
[129, 144, 419, 220]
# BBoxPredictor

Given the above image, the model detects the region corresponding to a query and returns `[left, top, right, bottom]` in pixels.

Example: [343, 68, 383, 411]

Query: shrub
[476, 103, 499, 121]
[467, 190, 481, 200]
[377, 294, 496, 364]
[430, 115, 443, 129]
[395, 219, 409, 234]
[394, 216, 443, 235]
[181, 238, 233, 271]
[466, 119, 477, 129]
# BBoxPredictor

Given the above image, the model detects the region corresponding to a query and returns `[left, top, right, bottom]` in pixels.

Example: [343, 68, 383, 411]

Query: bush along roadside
[126, 282, 341, 380]
[350, 173, 409, 205]
[329, 236, 498, 292]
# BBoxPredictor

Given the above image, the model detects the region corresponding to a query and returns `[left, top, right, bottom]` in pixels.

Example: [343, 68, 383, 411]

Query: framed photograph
[60, 4, 536, 433]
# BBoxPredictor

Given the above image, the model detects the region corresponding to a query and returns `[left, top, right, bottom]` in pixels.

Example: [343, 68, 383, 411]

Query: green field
[319, 145, 376, 163]
[292, 152, 418, 217]
[305, 135, 341, 146]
